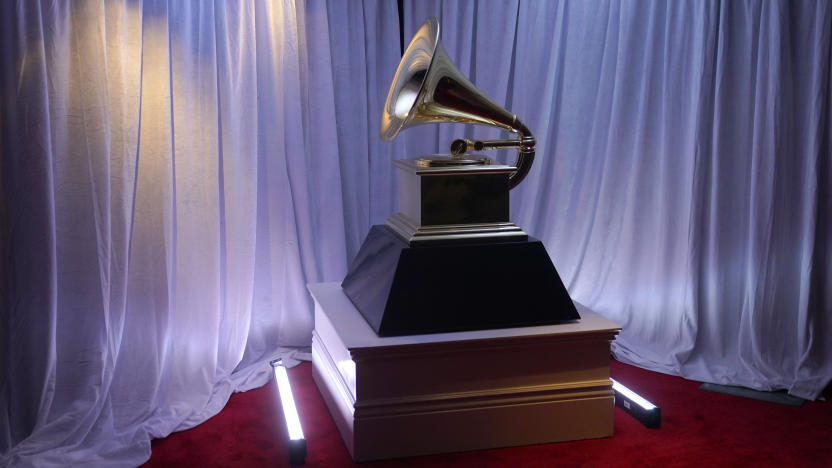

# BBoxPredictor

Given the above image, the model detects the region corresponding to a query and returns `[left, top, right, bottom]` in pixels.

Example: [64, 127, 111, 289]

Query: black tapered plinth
[341, 225, 580, 337]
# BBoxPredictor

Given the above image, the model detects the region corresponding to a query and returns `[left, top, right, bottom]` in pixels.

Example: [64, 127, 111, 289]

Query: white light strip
[274, 364, 305, 440]
[611, 378, 657, 410]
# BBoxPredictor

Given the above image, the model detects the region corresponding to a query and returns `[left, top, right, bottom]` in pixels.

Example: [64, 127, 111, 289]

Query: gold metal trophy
[342, 18, 579, 336]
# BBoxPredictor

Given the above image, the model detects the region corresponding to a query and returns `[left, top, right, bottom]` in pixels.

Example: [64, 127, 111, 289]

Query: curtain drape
[400, 0, 831, 400]
[0, 1, 397, 466]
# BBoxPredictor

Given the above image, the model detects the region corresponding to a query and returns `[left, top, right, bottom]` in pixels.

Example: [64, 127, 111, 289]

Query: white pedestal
[309, 282, 621, 462]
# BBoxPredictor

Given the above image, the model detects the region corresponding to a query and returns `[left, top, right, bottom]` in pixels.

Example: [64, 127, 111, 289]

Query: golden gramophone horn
[380, 17, 536, 189]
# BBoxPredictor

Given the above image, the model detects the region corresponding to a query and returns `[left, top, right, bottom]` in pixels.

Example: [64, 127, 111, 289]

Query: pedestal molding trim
[354, 381, 613, 418]
[350, 333, 619, 361]
[312, 332, 356, 407]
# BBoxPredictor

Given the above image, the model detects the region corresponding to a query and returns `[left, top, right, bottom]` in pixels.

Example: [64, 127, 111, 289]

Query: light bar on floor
[272, 359, 307, 465]
[611, 378, 661, 428]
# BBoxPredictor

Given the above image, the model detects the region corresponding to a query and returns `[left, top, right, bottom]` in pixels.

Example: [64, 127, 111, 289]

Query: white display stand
[309, 282, 621, 462]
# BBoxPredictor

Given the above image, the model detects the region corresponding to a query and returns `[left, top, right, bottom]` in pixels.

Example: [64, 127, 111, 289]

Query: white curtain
[0, 1, 397, 466]
[400, 0, 831, 400]
[322, 0, 405, 260]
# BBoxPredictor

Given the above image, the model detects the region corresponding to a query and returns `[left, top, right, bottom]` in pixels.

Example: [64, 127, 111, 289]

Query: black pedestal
[342, 225, 580, 336]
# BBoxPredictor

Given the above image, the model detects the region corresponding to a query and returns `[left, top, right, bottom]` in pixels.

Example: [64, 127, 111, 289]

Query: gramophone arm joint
[448, 130, 536, 190]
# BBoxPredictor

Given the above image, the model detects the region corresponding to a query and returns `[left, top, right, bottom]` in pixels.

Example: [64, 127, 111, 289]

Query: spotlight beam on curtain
[0, 1, 399, 466]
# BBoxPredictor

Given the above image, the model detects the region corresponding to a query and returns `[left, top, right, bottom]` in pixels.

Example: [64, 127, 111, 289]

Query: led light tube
[611, 378, 661, 428]
[612, 378, 656, 410]
[273, 361, 306, 465]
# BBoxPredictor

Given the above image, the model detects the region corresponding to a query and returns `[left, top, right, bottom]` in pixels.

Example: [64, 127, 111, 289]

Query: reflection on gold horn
[380, 17, 535, 189]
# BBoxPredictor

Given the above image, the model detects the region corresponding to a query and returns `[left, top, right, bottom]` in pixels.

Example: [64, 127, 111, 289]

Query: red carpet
[143, 360, 832, 467]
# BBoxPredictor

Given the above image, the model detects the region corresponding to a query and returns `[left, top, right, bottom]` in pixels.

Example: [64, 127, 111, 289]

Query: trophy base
[385, 212, 527, 245]
[342, 225, 580, 337]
